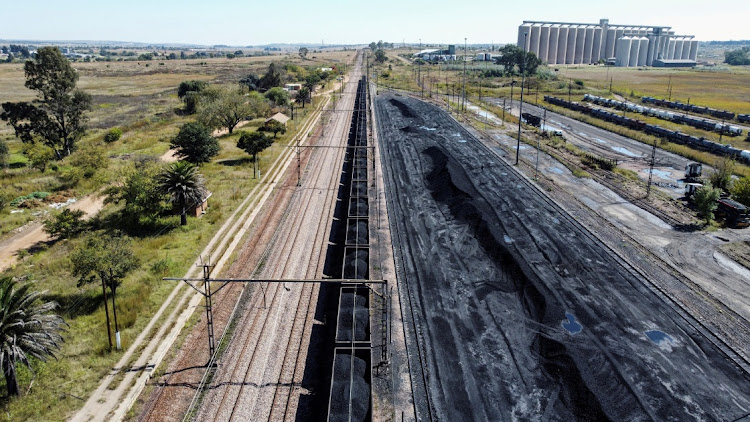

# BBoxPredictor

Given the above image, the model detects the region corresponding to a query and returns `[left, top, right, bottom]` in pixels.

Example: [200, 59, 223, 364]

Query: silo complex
[517, 18, 698, 67]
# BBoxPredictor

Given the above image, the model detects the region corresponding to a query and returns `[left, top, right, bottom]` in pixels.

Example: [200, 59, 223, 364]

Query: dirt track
[375, 92, 750, 420]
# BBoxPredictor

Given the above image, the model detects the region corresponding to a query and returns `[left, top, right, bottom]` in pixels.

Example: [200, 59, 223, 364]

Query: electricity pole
[462, 37, 467, 113]
[516, 33, 527, 165]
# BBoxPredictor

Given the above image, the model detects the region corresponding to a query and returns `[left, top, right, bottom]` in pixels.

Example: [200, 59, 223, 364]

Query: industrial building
[517, 19, 698, 67]
[414, 45, 457, 61]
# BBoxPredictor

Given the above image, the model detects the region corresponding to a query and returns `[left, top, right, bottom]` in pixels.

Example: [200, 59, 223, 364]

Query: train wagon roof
[719, 198, 748, 211]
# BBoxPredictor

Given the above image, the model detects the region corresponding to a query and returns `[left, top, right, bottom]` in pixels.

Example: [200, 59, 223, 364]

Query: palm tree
[158, 161, 207, 226]
[0, 276, 66, 396]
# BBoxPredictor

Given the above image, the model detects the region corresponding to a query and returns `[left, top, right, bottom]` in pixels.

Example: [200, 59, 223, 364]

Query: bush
[43, 208, 86, 238]
[70, 144, 108, 178]
[104, 128, 123, 143]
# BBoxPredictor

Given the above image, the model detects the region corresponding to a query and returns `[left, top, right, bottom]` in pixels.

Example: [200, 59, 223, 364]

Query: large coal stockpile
[375, 93, 750, 421]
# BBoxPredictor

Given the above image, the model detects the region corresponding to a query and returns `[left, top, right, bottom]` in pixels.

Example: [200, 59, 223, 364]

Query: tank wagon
[546, 96, 750, 163]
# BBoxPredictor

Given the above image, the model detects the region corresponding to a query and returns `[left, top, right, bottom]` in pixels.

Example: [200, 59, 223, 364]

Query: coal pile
[352, 167, 367, 181]
[350, 181, 368, 197]
[343, 248, 369, 279]
[346, 220, 369, 246]
[348, 198, 369, 218]
[328, 351, 371, 422]
[336, 288, 370, 342]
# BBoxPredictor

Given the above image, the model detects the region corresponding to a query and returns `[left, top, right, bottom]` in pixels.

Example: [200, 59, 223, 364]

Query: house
[187, 191, 212, 217]
[284, 83, 302, 91]
[264, 112, 290, 127]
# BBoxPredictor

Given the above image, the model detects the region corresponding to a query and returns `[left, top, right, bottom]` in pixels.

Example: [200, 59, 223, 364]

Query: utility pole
[568, 78, 572, 102]
[646, 138, 657, 198]
[516, 32, 527, 166]
[502, 98, 506, 124]
[719, 118, 725, 144]
[418, 38, 421, 84]
[462, 37, 467, 113]
[536, 107, 547, 179]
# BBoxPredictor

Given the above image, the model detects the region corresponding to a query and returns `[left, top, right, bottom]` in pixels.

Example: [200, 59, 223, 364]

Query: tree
[299, 47, 308, 59]
[24, 143, 55, 172]
[265, 120, 286, 138]
[265, 87, 290, 107]
[709, 157, 736, 192]
[72, 232, 138, 350]
[295, 87, 311, 108]
[259, 63, 284, 91]
[369, 42, 377, 51]
[237, 131, 273, 178]
[197, 86, 255, 134]
[731, 176, 750, 207]
[44, 208, 85, 238]
[177, 80, 207, 114]
[158, 161, 207, 226]
[305, 73, 321, 92]
[0, 276, 66, 396]
[693, 182, 721, 224]
[103, 127, 122, 143]
[0, 47, 92, 159]
[374, 49, 387, 64]
[247, 91, 272, 120]
[0, 138, 8, 169]
[105, 161, 167, 225]
[170, 122, 219, 164]
[239, 74, 261, 92]
[724, 47, 750, 66]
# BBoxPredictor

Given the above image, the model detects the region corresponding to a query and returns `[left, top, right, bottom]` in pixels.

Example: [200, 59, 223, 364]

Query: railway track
[192, 53, 365, 421]
[76, 72, 333, 422]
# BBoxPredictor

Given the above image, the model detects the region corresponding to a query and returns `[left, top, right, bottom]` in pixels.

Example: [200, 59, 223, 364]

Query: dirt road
[376, 93, 750, 420]
[0, 193, 106, 272]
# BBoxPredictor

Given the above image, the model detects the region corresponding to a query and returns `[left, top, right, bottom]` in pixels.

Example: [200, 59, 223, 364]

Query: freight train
[641, 96, 737, 121]
[544, 96, 750, 163]
[585, 95, 743, 136]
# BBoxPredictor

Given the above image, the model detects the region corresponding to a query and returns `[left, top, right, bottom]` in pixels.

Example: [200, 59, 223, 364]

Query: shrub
[43, 208, 86, 238]
[104, 128, 123, 143]
[70, 144, 108, 178]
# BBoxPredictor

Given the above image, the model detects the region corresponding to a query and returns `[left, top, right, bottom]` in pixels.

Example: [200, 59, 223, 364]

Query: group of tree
[197, 86, 269, 134]
[494, 44, 542, 76]
[1, 47, 92, 160]
[724, 47, 750, 66]
[177, 80, 208, 114]
[2, 44, 32, 58]
[368, 41, 394, 50]
[374, 49, 387, 64]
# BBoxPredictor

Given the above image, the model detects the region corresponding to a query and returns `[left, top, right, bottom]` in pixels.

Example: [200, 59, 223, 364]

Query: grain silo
[616, 37, 632, 67]
[516, 19, 697, 67]
[628, 37, 641, 67]
[637, 37, 649, 66]
[538, 25, 551, 62]
[557, 25, 569, 64]
[566, 26, 578, 64]
[548, 25, 560, 64]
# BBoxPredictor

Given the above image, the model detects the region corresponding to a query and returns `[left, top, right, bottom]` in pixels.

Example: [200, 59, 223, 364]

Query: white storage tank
[557, 25, 569, 64]
[539, 25, 551, 62]
[646, 35, 658, 66]
[616, 37, 632, 67]
[548, 25, 560, 65]
[566, 26, 578, 64]
[583, 26, 595, 63]
[637, 37, 649, 66]
[628, 37, 641, 67]
[574, 25, 586, 63]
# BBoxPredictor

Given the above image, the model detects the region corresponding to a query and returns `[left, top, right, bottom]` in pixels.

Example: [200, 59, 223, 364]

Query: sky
[2, 0, 749, 46]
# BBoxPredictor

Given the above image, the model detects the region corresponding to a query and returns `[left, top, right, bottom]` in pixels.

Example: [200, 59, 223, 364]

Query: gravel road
[376, 92, 750, 421]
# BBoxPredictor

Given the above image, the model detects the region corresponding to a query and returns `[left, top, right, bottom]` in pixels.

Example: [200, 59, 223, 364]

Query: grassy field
[0, 50, 347, 421]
